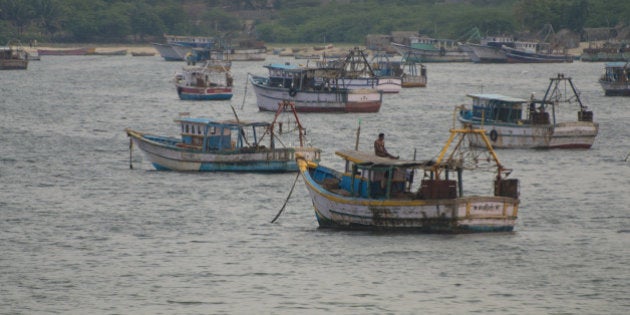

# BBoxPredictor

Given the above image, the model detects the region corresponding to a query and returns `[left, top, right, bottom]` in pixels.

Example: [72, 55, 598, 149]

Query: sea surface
[1, 53, 629, 315]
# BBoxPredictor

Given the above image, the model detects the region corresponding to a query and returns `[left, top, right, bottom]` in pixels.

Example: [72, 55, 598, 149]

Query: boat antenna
[270, 172, 300, 223]
[241, 73, 250, 110]
[230, 105, 251, 146]
[354, 119, 361, 150]
[128, 138, 133, 169]
[259, 100, 305, 147]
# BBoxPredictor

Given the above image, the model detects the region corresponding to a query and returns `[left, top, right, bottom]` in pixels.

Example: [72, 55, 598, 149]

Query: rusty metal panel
[419, 180, 457, 199]
[495, 179, 519, 198]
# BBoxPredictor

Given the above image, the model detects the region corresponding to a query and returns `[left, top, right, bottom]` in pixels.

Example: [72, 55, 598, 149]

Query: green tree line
[1, 0, 628, 44]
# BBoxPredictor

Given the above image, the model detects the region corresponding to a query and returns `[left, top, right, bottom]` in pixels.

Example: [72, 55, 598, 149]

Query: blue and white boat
[458, 74, 598, 149]
[599, 62, 630, 96]
[295, 127, 519, 232]
[324, 47, 402, 93]
[152, 43, 183, 61]
[501, 43, 574, 63]
[249, 63, 383, 113]
[174, 60, 233, 101]
[126, 101, 321, 172]
[153, 34, 215, 61]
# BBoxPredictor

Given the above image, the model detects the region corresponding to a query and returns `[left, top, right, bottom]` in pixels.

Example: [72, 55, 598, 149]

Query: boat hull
[299, 162, 518, 233]
[249, 75, 382, 113]
[226, 48, 266, 61]
[462, 43, 508, 63]
[128, 131, 320, 172]
[176, 84, 233, 100]
[401, 74, 427, 87]
[581, 50, 630, 62]
[335, 77, 401, 93]
[376, 77, 402, 93]
[599, 80, 630, 96]
[391, 43, 471, 63]
[93, 50, 127, 56]
[152, 43, 183, 61]
[501, 46, 573, 63]
[36, 47, 94, 56]
[0, 59, 28, 70]
[459, 119, 599, 149]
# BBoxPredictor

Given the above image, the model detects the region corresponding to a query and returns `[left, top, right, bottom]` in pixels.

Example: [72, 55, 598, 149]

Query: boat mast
[432, 127, 508, 180]
[265, 100, 306, 147]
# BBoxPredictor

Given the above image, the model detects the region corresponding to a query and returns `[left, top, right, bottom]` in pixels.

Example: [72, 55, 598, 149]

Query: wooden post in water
[354, 119, 361, 150]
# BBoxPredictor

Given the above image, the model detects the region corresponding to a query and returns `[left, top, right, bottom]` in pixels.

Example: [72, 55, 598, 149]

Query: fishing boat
[153, 35, 214, 61]
[399, 53, 427, 88]
[126, 101, 321, 172]
[131, 51, 156, 57]
[295, 126, 519, 232]
[390, 36, 471, 63]
[368, 52, 427, 88]
[152, 43, 183, 61]
[325, 47, 402, 93]
[0, 40, 28, 70]
[36, 47, 95, 56]
[400, 61, 427, 88]
[173, 37, 265, 62]
[458, 73, 598, 149]
[500, 43, 574, 63]
[294, 53, 321, 60]
[93, 49, 127, 56]
[460, 36, 514, 63]
[224, 47, 267, 61]
[26, 51, 40, 61]
[599, 62, 630, 96]
[249, 63, 383, 113]
[174, 60, 233, 101]
[580, 42, 630, 62]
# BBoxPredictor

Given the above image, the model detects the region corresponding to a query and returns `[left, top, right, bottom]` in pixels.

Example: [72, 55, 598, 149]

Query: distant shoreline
[24, 41, 592, 56]
[25, 43, 363, 56]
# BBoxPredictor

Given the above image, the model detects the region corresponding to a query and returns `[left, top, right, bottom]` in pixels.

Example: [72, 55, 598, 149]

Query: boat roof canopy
[467, 93, 528, 103]
[265, 63, 303, 71]
[336, 150, 434, 169]
[175, 117, 270, 128]
[605, 62, 629, 68]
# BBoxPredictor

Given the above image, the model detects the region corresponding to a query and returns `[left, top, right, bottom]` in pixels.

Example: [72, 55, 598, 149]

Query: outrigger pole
[354, 119, 361, 150]
[129, 138, 133, 169]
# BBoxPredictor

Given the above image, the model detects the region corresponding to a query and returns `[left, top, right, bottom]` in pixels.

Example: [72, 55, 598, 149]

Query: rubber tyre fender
[489, 129, 498, 142]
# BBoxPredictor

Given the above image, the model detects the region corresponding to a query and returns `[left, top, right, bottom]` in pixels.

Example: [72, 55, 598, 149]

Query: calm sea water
[1, 53, 629, 314]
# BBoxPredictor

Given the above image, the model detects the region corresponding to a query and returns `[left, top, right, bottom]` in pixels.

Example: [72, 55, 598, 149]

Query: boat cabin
[165, 34, 214, 48]
[601, 62, 629, 83]
[265, 63, 306, 89]
[177, 62, 232, 88]
[263, 63, 341, 91]
[409, 36, 459, 51]
[464, 94, 529, 123]
[329, 150, 464, 200]
[464, 93, 554, 125]
[175, 117, 273, 151]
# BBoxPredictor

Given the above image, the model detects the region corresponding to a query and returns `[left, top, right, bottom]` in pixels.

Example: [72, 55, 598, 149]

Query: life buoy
[289, 88, 297, 97]
[489, 129, 498, 142]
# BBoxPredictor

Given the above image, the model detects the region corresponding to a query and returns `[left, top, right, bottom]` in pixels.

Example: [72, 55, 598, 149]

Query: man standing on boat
[374, 133, 399, 159]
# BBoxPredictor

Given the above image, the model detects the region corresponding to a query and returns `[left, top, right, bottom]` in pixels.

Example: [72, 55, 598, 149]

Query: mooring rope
[240, 73, 250, 110]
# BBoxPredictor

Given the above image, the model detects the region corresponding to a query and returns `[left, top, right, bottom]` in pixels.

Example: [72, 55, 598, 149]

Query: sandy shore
[24, 41, 593, 57]
[24, 43, 361, 56]
[25, 44, 158, 55]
